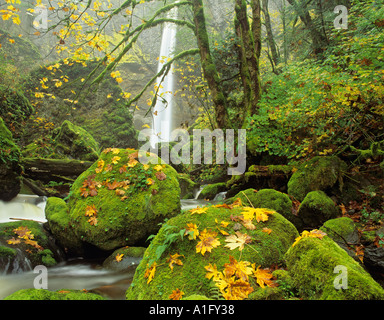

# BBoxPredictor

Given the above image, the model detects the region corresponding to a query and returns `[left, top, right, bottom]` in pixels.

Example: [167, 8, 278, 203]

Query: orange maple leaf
[169, 288, 184, 301]
[252, 265, 276, 288]
[115, 254, 124, 262]
[167, 253, 184, 271]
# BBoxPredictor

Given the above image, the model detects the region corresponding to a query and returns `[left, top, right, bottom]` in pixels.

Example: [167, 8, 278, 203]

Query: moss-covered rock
[320, 217, 360, 260]
[52, 120, 100, 161]
[126, 203, 299, 300]
[4, 288, 105, 300]
[102, 246, 146, 271]
[287, 156, 347, 202]
[297, 191, 340, 229]
[0, 220, 60, 273]
[0, 117, 22, 201]
[178, 174, 199, 199]
[46, 148, 181, 255]
[198, 182, 227, 200]
[285, 236, 384, 300]
[233, 189, 293, 218]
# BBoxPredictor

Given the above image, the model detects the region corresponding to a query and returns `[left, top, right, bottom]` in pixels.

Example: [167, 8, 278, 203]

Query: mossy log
[21, 158, 93, 183]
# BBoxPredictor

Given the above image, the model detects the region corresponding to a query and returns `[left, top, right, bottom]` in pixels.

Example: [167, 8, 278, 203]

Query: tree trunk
[22, 158, 93, 183]
[234, 0, 262, 123]
[262, 0, 281, 73]
[287, 0, 328, 55]
[191, 0, 230, 129]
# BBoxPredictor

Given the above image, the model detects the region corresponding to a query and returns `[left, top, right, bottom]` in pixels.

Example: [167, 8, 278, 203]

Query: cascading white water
[151, 5, 178, 146]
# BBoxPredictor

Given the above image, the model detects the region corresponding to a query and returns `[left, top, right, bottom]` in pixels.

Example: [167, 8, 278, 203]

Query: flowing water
[151, 5, 178, 146]
[0, 192, 225, 300]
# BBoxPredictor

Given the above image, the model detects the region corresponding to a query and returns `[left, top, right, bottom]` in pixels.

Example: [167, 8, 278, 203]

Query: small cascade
[0, 195, 47, 224]
[213, 191, 228, 201]
[151, 5, 179, 146]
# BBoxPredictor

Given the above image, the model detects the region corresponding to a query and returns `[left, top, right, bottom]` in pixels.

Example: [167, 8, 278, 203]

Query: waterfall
[151, 5, 178, 146]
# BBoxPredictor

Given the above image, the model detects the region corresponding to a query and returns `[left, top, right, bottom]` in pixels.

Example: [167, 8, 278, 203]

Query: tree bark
[262, 0, 281, 73]
[22, 158, 93, 183]
[234, 0, 262, 123]
[191, 0, 230, 129]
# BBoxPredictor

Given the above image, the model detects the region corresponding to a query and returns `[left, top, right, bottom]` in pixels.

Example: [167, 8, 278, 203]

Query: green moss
[0, 245, 17, 258]
[285, 236, 384, 300]
[0, 221, 58, 267]
[53, 120, 100, 161]
[4, 289, 105, 300]
[0, 117, 22, 200]
[287, 156, 348, 201]
[183, 294, 211, 300]
[46, 148, 181, 253]
[126, 204, 299, 300]
[321, 217, 357, 243]
[198, 182, 226, 200]
[298, 191, 340, 229]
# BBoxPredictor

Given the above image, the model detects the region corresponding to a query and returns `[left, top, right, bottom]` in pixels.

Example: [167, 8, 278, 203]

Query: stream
[0, 192, 225, 300]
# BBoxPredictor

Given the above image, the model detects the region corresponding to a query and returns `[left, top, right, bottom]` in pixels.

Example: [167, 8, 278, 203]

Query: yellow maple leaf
[128, 158, 139, 168]
[292, 229, 327, 247]
[205, 263, 222, 281]
[95, 159, 105, 173]
[241, 207, 274, 222]
[185, 223, 199, 240]
[190, 206, 208, 215]
[153, 164, 164, 172]
[144, 262, 157, 284]
[224, 231, 252, 251]
[111, 156, 121, 164]
[196, 229, 221, 256]
[115, 253, 124, 262]
[85, 205, 98, 217]
[224, 256, 253, 282]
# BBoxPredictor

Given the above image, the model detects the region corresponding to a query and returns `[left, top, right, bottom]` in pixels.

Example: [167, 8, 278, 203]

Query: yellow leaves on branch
[292, 229, 327, 247]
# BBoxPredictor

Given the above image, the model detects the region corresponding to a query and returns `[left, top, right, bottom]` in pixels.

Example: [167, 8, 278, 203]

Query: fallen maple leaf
[205, 263, 222, 281]
[167, 253, 184, 271]
[13, 226, 33, 240]
[115, 254, 124, 262]
[169, 288, 184, 300]
[88, 216, 98, 226]
[262, 228, 272, 235]
[128, 158, 139, 168]
[7, 237, 21, 245]
[111, 156, 121, 165]
[144, 262, 157, 284]
[252, 265, 276, 288]
[241, 207, 274, 222]
[154, 164, 164, 172]
[222, 278, 254, 300]
[190, 206, 208, 215]
[185, 223, 199, 240]
[155, 171, 167, 181]
[85, 205, 98, 217]
[292, 229, 327, 247]
[225, 232, 252, 251]
[196, 229, 221, 256]
[95, 159, 105, 173]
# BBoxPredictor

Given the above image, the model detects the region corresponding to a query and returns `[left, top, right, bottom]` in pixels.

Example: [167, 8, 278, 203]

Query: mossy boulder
[45, 148, 181, 255]
[287, 156, 347, 202]
[126, 203, 299, 300]
[198, 182, 227, 200]
[52, 120, 100, 161]
[102, 246, 146, 272]
[320, 217, 360, 260]
[297, 191, 340, 229]
[0, 220, 60, 273]
[178, 174, 199, 199]
[285, 235, 384, 300]
[0, 117, 22, 201]
[4, 289, 105, 300]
